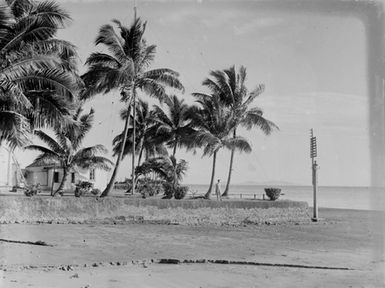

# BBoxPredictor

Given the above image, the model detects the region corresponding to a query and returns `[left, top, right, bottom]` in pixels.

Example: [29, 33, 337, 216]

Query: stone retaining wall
[0, 196, 309, 225]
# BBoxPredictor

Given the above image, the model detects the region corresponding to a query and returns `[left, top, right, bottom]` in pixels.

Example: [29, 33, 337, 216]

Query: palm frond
[243, 84, 265, 107]
[30, 151, 60, 166]
[75, 144, 108, 158]
[24, 144, 60, 156]
[6, 0, 33, 19]
[241, 108, 279, 134]
[85, 52, 121, 69]
[208, 69, 234, 104]
[29, 1, 71, 28]
[95, 23, 127, 63]
[137, 44, 156, 70]
[1, 18, 57, 53]
[137, 78, 168, 102]
[223, 136, 252, 153]
[33, 129, 63, 153]
[0, 110, 30, 149]
[14, 68, 78, 102]
[152, 105, 173, 127]
[26, 92, 75, 130]
[74, 155, 113, 171]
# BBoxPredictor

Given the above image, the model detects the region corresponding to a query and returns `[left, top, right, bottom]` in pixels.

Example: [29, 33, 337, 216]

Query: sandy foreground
[0, 208, 384, 287]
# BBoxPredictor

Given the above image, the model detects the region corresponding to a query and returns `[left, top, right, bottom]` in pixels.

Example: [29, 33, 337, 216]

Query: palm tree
[25, 107, 113, 196]
[82, 18, 183, 197]
[190, 94, 251, 199]
[194, 66, 278, 197]
[113, 100, 167, 194]
[0, 0, 81, 149]
[152, 95, 195, 157]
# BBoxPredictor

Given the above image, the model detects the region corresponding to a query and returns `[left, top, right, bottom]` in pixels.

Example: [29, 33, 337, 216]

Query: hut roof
[26, 158, 61, 168]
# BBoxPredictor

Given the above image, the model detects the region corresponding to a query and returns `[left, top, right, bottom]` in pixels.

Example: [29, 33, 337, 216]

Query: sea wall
[0, 196, 309, 225]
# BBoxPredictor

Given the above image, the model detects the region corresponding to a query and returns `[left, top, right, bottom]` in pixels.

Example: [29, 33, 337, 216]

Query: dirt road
[0, 208, 384, 287]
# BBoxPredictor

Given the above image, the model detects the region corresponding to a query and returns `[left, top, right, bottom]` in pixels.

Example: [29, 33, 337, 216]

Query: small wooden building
[24, 158, 109, 193]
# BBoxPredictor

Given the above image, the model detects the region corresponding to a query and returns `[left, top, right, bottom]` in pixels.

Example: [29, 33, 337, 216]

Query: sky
[17, 0, 371, 186]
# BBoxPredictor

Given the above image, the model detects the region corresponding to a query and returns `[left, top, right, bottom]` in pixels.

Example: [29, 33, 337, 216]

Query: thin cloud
[233, 17, 285, 35]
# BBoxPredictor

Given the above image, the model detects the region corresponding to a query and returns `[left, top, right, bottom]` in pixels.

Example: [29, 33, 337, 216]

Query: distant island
[236, 181, 302, 186]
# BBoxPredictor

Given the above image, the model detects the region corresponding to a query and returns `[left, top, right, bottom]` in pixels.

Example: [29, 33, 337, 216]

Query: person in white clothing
[215, 179, 222, 201]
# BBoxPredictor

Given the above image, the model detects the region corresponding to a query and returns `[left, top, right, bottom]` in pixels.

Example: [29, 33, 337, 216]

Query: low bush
[137, 178, 164, 198]
[24, 184, 41, 197]
[75, 181, 94, 197]
[162, 182, 174, 199]
[162, 183, 188, 200]
[91, 188, 101, 196]
[174, 186, 188, 200]
[264, 188, 281, 201]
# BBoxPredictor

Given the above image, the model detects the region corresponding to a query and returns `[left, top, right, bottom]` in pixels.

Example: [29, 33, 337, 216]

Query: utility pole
[310, 129, 319, 221]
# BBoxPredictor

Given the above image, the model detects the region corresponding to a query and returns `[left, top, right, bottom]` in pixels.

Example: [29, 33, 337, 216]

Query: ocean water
[186, 184, 384, 211]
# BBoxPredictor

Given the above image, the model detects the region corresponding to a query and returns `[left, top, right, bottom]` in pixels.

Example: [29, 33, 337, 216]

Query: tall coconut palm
[82, 18, 183, 197]
[25, 107, 113, 196]
[0, 0, 81, 149]
[190, 94, 252, 199]
[194, 66, 278, 197]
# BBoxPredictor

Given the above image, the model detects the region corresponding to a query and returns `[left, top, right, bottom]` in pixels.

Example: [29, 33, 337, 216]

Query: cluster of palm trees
[0, 0, 278, 198]
[0, 0, 113, 195]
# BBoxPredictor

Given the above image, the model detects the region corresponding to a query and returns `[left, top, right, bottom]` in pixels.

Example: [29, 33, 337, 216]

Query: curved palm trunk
[101, 103, 131, 197]
[223, 129, 236, 197]
[172, 141, 177, 157]
[132, 141, 145, 189]
[137, 135, 145, 166]
[204, 151, 217, 199]
[54, 167, 68, 196]
[131, 88, 137, 195]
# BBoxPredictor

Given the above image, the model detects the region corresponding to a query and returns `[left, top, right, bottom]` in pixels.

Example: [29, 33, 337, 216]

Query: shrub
[75, 181, 94, 197]
[24, 184, 41, 197]
[162, 182, 174, 199]
[264, 188, 281, 201]
[162, 183, 188, 199]
[137, 178, 164, 198]
[174, 186, 188, 200]
[91, 188, 101, 196]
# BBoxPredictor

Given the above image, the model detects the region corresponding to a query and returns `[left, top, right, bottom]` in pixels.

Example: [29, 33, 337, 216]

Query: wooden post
[310, 129, 319, 222]
[312, 160, 318, 220]
[51, 168, 55, 196]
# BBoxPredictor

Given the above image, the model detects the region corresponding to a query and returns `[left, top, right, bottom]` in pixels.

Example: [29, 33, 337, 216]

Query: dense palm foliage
[0, 0, 81, 149]
[189, 94, 252, 199]
[194, 66, 278, 196]
[112, 99, 167, 165]
[114, 96, 195, 195]
[135, 155, 188, 198]
[82, 18, 183, 197]
[25, 107, 113, 196]
[152, 95, 195, 157]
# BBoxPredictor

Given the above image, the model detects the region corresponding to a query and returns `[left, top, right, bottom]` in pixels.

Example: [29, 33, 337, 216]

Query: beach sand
[0, 208, 384, 287]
